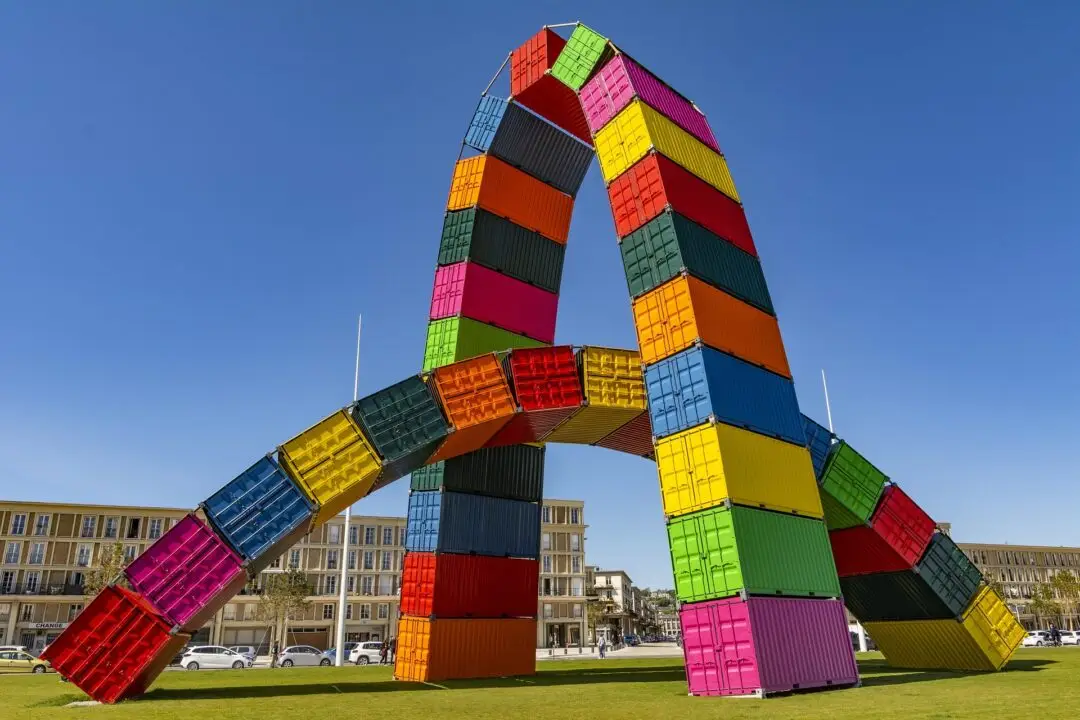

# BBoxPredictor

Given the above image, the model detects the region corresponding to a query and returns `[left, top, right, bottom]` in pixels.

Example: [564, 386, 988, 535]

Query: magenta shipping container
[579, 54, 720, 152]
[680, 596, 858, 698]
[124, 513, 247, 632]
[429, 260, 558, 343]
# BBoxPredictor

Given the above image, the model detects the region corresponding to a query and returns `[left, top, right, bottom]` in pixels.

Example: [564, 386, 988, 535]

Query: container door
[698, 509, 742, 598]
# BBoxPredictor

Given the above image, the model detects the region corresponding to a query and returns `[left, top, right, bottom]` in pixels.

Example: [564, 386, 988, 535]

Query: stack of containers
[396, 28, 597, 682]
[807, 416, 1025, 671]
[558, 26, 859, 697]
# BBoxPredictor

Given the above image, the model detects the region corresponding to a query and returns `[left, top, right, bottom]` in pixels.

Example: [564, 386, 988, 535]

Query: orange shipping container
[426, 354, 517, 463]
[394, 616, 535, 682]
[447, 155, 574, 244]
[632, 274, 791, 377]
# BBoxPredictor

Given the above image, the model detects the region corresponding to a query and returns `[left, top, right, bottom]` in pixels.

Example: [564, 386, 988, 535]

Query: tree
[83, 542, 129, 598]
[585, 599, 606, 647]
[1051, 571, 1080, 630]
[258, 568, 314, 666]
[1029, 583, 1063, 628]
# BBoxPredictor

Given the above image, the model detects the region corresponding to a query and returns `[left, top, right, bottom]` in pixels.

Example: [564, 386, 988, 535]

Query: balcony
[0, 583, 84, 596]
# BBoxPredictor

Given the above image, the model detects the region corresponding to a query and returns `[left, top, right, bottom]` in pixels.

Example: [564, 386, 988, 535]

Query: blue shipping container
[405, 490, 540, 559]
[645, 345, 805, 444]
[201, 456, 313, 575]
[801, 414, 836, 481]
[465, 95, 506, 153]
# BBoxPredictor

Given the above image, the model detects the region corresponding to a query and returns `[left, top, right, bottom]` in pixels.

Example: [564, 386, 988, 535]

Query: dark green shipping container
[350, 375, 450, 481]
[667, 503, 840, 604]
[408, 445, 545, 503]
[914, 533, 983, 617]
[620, 211, 774, 315]
[438, 209, 565, 294]
[840, 569, 958, 622]
[819, 441, 887, 530]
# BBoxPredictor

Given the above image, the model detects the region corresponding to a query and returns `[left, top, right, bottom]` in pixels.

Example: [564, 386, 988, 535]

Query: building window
[572, 603, 582, 618]
[148, 519, 163, 540]
[325, 575, 337, 596]
[542, 506, 551, 523]
[349, 526, 359, 545]
[572, 556, 581, 574]
[543, 555, 552, 573]
[570, 534, 580, 552]
[399, 528, 406, 546]
[9, 514, 27, 536]
[289, 550, 301, 569]
[542, 533, 551, 551]
[571, 508, 579, 525]
[361, 576, 373, 595]
[543, 603, 552, 618]
[323, 604, 334, 620]
[80, 516, 96, 538]
[328, 524, 341, 545]
[21, 604, 34, 621]
[33, 515, 50, 537]
[571, 578, 583, 596]
[382, 527, 393, 546]
[378, 603, 389, 619]
[347, 575, 356, 593]
[24, 571, 40, 594]
[3, 543, 18, 565]
[378, 575, 392, 596]
[327, 550, 339, 570]
[223, 604, 237, 621]
[359, 604, 371, 620]
[27, 543, 45, 565]
[123, 546, 137, 563]
[380, 552, 391, 571]
[348, 550, 357, 570]
[363, 551, 374, 570]
[103, 517, 118, 539]
[364, 527, 375, 545]
[126, 518, 141, 539]
[346, 604, 353, 620]
[0, 571, 14, 594]
[76, 545, 92, 568]
[269, 555, 282, 569]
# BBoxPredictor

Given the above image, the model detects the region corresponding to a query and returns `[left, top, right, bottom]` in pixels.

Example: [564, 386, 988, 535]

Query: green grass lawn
[2, 650, 1076, 720]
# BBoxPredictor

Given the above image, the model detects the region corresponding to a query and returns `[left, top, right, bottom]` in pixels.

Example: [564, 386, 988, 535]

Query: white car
[1059, 630, 1080, 646]
[228, 645, 257, 662]
[180, 645, 252, 670]
[278, 645, 331, 668]
[1022, 631, 1050, 647]
[348, 641, 385, 666]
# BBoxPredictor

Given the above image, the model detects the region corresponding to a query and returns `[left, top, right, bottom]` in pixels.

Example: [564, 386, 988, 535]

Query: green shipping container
[406, 445, 545, 503]
[915, 533, 984, 617]
[819, 441, 888, 530]
[667, 504, 841, 604]
[620, 210, 774, 314]
[551, 24, 611, 91]
[350, 375, 450, 481]
[438, 208, 566, 294]
[422, 317, 545, 372]
[410, 461, 444, 492]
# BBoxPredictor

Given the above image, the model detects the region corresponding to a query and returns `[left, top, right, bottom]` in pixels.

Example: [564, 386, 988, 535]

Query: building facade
[537, 499, 587, 648]
[592, 569, 635, 641]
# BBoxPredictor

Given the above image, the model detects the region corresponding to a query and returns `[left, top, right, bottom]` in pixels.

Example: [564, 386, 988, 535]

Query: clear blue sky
[2, 2, 1078, 588]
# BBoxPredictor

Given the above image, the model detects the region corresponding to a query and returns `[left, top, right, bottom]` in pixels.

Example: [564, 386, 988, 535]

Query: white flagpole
[335, 314, 361, 666]
[821, 369, 835, 433]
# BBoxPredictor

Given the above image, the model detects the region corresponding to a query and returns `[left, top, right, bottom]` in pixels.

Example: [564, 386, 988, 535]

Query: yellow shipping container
[655, 421, 822, 518]
[962, 586, 1026, 670]
[543, 346, 645, 445]
[278, 410, 382, 526]
[594, 99, 740, 203]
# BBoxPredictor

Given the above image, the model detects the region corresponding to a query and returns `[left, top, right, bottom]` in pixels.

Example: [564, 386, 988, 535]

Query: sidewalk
[536, 643, 683, 661]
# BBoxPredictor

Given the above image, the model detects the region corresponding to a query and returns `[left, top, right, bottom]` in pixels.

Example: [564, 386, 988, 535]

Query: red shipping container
[870, 484, 936, 567]
[829, 525, 911, 577]
[429, 261, 558, 344]
[510, 28, 591, 144]
[593, 409, 653, 457]
[486, 347, 584, 446]
[607, 152, 756, 255]
[40, 585, 190, 704]
[400, 552, 539, 618]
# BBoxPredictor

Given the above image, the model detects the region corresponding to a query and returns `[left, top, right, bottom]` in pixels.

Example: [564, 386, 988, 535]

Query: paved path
[537, 643, 683, 661]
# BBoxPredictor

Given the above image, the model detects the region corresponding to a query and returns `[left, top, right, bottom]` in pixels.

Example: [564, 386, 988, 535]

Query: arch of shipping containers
[41, 24, 1023, 703]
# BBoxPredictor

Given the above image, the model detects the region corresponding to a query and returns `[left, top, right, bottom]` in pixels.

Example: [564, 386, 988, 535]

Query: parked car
[348, 641, 386, 666]
[1022, 631, 1050, 647]
[1059, 631, 1080, 646]
[0, 649, 51, 673]
[0, 645, 29, 654]
[228, 646, 258, 663]
[180, 645, 252, 670]
[322, 643, 359, 662]
[278, 645, 332, 667]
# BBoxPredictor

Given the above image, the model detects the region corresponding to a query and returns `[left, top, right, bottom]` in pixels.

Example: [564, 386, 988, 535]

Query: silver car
[228, 645, 257, 663]
[181, 645, 252, 670]
[278, 645, 331, 668]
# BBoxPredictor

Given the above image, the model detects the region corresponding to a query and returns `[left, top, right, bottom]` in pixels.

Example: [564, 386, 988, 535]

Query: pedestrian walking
[379, 640, 389, 665]
[389, 636, 397, 664]
[598, 636, 607, 659]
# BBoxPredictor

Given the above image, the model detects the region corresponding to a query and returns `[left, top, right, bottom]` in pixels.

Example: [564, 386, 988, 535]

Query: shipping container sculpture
[43, 22, 1022, 703]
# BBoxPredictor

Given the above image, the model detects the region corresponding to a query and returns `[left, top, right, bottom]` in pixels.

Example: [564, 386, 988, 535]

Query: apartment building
[592, 569, 635, 641]
[538, 499, 587, 648]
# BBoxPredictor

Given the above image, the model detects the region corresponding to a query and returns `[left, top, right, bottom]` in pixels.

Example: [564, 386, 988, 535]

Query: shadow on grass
[141, 665, 687, 701]
[856, 658, 1055, 688]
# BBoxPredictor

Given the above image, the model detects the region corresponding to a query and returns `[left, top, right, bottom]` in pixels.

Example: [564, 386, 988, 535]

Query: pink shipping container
[429, 261, 558, 344]
[579, 54, 720, 152]
[124, 513, 247, 632]
[681, 596, 858, 698]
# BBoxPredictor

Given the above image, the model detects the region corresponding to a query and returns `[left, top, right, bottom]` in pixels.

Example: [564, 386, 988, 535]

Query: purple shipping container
[579, 54, 721, 152]
[680, 596, 858, 698]
[124, 514, 247, 632]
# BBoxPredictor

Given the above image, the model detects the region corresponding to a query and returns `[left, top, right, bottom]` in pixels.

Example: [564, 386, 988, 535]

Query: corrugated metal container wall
[465, 96, 593, 197]
[593, 409, 654, 457]
[620, 211, 772, 314]
[962, 586, 1025, 670]
[350, 375, 450, 481]
[818, 441, 888, 530]
[608, 153, 756, 253]
[201, 456, 313, 574]
[438, 208, 565, 294]
[914, 533, 983, 616]
[395, 616, 536, 682]
[446, 155, 573, 244]
[124, 513, 246, 632]
[829, 525, 913, 578]
[542, 346, 646, 445]
[406, 445, 545, 502]
[655, 421, 823, 519]
[645, 345, 804, 443]
[405, 490, 540, 559]
[681, 596, 857, 697]
[864, 619, 1001, 672]
[550, 24, 610, 91]
[632, 274, 790, 375]
[667, 504, 839, 603]
[278, 410, 382, 526]
[580, 54, 720, 152]
[400, 552, 539, 618]
[423, 317, 544, 373]
[427, 354, 517, 463]
[800, 414, 835, 480]
[486, 346, 583, 446]
[429, 261, 558, 343]
[870, 484, 936, 567]
[594, 100, 740, 203]
[410, 461, 444, 493]
[840, 570, 958, 621]
[509, 28, 591, 143]
[40, 585, 190, 704]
